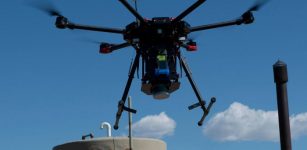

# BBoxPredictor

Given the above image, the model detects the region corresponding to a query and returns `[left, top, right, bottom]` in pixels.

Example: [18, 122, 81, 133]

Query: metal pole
[128, 96, 133, 150]
[273, 60, 292, 150]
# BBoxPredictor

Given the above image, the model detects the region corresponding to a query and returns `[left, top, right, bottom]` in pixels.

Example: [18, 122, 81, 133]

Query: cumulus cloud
[131, 112, 176, 138]
[203, 102, 307, 141]
[290, 112, 307, 138]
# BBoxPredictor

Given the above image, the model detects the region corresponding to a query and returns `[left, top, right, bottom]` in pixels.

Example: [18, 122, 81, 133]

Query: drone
[34, 0, 268, 129]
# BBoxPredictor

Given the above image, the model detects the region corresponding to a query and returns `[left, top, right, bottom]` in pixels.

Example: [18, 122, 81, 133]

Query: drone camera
[152, 84, 170, 100]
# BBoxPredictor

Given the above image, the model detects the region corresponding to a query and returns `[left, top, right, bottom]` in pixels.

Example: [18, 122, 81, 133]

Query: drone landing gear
[178, 54, 216, 126]
[114, 52, 141, 130]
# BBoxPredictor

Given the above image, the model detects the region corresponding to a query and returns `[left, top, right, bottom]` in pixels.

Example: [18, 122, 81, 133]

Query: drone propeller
[240, 0, 270, 24]
[246, 0, 269, 12]
[28, 0, 63, 17]
[77, 37, 106, 45]
[45, 8, 62, 17]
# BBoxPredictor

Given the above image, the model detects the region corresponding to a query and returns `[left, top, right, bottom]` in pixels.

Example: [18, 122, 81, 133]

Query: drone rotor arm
[110, 42, 131, 51]
[190, 11, 256, 32]
[173, 0, 207, 23]
[54, 17, 124, 34]
[190, 19, 244, 32]
[66, 23, 124, 34]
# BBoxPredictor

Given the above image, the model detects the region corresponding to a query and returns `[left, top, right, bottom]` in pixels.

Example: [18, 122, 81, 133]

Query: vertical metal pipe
[273, 60, 292, 150]
[128, 96, 133, 150]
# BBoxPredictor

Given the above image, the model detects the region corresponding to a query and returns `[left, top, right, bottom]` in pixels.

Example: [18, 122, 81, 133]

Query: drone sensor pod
[152, 84, 170, 100]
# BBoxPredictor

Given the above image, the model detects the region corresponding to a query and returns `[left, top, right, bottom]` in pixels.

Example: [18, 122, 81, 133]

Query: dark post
[273, 60, 292, 150]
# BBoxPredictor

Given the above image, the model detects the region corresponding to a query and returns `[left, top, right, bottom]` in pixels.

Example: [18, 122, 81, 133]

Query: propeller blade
[246, 0, 269, 12]
[28, 0, 63, 17]
[46, 9, 62, 17]
[76, 37, 110, 45]
[81, 38, 102, 45]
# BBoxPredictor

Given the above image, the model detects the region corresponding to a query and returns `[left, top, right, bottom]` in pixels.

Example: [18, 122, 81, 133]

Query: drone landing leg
[178, 55, 216, 126]
[114, 52, 141, 130]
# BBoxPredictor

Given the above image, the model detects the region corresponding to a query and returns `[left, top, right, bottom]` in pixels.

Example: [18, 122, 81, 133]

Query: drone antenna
[133, 0, 140, 24]
[133, 0, 138, 12]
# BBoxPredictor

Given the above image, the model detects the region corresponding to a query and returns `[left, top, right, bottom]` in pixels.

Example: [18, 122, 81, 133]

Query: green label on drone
[157, 55, 166, 61]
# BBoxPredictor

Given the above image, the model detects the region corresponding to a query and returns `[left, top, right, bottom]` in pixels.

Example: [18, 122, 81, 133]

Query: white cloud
[131, 112, 176, 138]
[203, 102, 307, 141]
[290, 112, 307, 138]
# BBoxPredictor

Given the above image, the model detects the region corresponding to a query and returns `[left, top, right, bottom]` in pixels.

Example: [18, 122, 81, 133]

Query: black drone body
[36, 0, 268, 129]
[124, 17, 193, 98]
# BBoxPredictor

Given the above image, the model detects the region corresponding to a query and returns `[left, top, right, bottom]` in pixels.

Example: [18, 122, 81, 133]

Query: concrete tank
[53, 137, 167, 150]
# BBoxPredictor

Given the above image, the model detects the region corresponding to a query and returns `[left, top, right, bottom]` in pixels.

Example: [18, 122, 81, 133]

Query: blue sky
[1, 0, 307, 150]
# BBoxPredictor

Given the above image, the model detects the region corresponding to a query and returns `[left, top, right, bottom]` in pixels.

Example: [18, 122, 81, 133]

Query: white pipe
[100, 122, 112, 137]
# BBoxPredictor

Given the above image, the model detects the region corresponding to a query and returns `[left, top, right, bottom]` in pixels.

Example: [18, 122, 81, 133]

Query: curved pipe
[100, 122, 112, 137]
